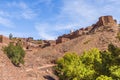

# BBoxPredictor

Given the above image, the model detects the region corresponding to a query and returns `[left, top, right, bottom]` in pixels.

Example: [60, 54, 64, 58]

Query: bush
[3, 43, 25, 66]
[55, 44, 120, 80]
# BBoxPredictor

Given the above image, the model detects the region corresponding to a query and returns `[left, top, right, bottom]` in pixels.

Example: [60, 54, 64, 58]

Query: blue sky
[0, 0, 120, 40]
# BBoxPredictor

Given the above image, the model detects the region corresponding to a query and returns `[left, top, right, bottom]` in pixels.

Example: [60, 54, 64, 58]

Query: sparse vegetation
[37, 39, 42, 44]
[3, 43, 25, 66]
[83, 39, 91, 44]
[55, 44, 120, 80]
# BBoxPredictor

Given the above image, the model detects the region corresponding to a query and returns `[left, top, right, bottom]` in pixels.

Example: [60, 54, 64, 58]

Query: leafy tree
[55, 52, 95, 80]
[80, 48, 102, 75]
[55, 44, 120, 80]
[3, 43, 25, 66]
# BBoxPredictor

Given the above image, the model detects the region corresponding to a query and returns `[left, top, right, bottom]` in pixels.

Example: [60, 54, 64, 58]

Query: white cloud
[35, 23, 57, 40]
[0, 17, 15, 28]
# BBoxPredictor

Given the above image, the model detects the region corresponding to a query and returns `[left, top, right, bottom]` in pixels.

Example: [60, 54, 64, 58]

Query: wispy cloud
[35, 23, 57, 40]
[6, 1, 37, 20]
[35, 0, 98, 39]
[22, 9, 37, 19]
[58, 0, 99, 25]
[19, 2, 37, 19]
[0, 17, 15, 28]
[0, 11, 10, 17]
[35, 0, 52, 5]
[59, 0, 120, 25]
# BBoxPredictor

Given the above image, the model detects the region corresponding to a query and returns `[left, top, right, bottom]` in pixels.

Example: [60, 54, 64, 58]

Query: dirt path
[25, 64, 56, 72]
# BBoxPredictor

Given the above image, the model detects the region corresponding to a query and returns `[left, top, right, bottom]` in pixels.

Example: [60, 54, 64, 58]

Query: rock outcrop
[96, 16, 117, 27]
[90, 16, 118, 33]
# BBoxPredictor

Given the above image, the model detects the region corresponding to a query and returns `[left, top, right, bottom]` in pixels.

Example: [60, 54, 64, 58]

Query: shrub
[3, 43, 25, 66]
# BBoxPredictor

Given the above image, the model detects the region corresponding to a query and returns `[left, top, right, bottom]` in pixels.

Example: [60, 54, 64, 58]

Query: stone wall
[56, 37, 70, 44]
[56, 27, 91, 44]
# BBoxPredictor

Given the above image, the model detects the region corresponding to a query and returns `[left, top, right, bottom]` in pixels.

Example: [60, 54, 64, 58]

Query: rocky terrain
[0, 15, 120, 80]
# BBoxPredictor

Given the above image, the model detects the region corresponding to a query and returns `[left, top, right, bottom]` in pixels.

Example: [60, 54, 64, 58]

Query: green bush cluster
[55, 44, 120, 80]
[3, 43, 25, 66]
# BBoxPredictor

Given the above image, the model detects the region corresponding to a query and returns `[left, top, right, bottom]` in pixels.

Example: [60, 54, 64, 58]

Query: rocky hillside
[24, 15, 120, 80]
[0, 15, 120, 80]
[34, 15, 119, 62]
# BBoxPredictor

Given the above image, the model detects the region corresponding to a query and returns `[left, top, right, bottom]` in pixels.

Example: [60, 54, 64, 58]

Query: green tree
[55, 44, 120, 80]
[55, 52, 96, 80]
[9, 33, 13, 40]
[3, 43, 25, 66]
